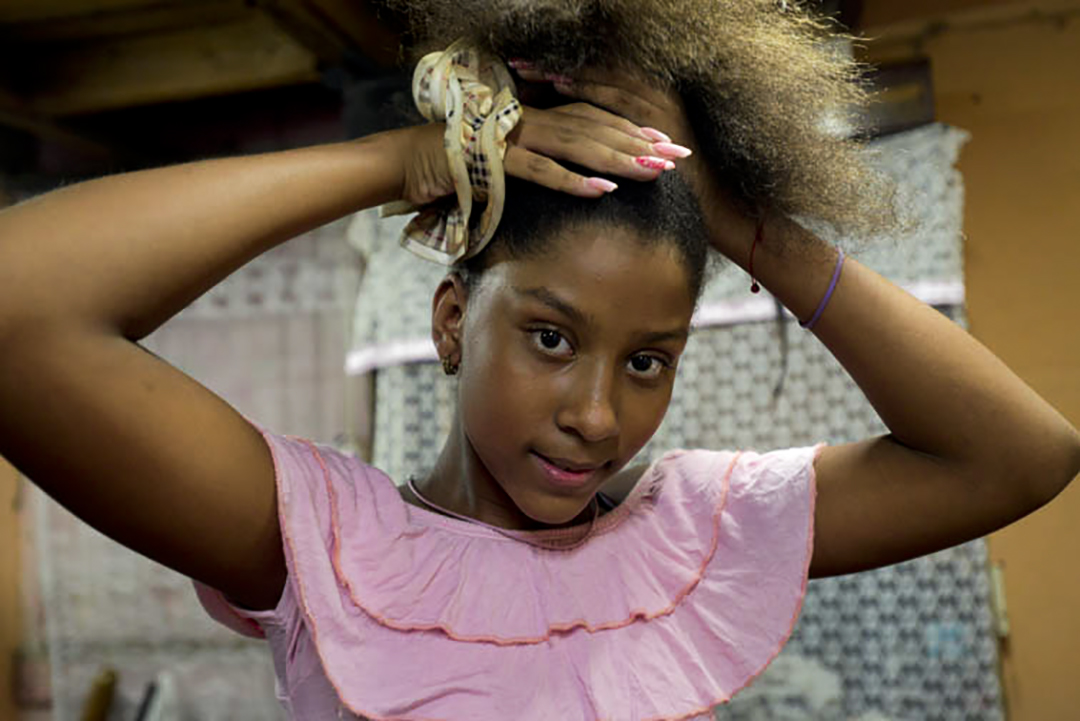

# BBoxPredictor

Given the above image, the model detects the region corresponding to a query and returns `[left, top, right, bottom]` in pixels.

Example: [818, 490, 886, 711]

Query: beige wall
[864, 2, 1080, 719]
[1, 458, 21, 721]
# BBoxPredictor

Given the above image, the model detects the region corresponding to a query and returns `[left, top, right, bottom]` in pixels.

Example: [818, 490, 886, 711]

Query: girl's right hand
[396, 103, 690, 206]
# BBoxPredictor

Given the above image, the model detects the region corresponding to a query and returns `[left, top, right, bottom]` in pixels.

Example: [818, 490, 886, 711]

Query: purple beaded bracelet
[800, 248, 845, 331]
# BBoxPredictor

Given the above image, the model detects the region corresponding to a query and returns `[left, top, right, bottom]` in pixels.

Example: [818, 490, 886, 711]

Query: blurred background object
[0, 0, 413, 191]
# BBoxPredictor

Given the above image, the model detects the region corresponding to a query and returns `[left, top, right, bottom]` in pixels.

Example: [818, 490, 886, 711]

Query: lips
[533, 452, 609, 473]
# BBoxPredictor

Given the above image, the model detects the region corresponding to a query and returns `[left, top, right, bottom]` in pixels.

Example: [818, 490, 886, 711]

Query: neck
[413, 415, 595, 531]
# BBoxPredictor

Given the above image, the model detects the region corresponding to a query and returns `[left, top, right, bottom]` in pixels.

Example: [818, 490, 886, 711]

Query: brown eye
[530, 329, 573, 357]
[627, 354, 667, 380]
[540, 330, 562, 349]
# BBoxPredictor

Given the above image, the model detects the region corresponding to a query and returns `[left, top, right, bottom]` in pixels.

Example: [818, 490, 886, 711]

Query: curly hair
[384, 0, 899, 241]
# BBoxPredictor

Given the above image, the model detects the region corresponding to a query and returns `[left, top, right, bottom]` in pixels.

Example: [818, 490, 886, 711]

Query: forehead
[481, 224, 696, 329]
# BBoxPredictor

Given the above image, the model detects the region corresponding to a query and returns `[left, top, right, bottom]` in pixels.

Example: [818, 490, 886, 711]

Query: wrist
[359, 129, 414, 206]
[744, 217, 842, 325]
[680, 160, 757, 262]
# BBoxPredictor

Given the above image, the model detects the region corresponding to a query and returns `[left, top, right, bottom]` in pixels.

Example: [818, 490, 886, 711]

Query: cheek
[620, 386, 674, 454]
[458, 327, 547, 447]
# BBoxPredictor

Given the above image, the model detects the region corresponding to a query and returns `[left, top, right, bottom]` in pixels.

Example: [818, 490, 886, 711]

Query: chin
[515, 491, 595, 528]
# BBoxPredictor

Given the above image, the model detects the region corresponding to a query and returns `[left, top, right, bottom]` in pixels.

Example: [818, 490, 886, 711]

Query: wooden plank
[0, 0, 249, 44]
[861, 0, 1016, 28]
[0, 87, 114, 156]
[255, 0, 405, 68]
[15, 15, 320, 116]
[304, 0, 406, 67]
[860, 0, 1052, 30]
[0, 0, 189, 24]
[0, 458, 22, 721]
[256, 0, 352, 66]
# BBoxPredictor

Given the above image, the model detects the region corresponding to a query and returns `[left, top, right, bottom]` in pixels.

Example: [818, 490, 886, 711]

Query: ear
[431, 272, 469, 365]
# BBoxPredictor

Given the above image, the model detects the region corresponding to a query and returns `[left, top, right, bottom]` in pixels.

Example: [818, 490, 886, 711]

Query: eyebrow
[638, 328, 690, 345]
[513, 286, 689, 345]
[515, 286, 591, 328]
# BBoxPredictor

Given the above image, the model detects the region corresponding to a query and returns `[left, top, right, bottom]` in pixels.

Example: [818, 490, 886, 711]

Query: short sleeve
[193, 581, 280, 639]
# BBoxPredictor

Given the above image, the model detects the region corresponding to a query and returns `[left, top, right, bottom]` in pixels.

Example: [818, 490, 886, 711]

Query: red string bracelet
[748, 218, 765, 293]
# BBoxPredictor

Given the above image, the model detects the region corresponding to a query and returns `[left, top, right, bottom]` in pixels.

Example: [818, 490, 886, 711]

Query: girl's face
[440, 223, 696, 525]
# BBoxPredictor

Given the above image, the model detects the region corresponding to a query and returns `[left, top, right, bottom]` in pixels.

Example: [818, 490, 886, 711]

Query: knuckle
[561, 174, 585, 194]
[554, 125, 577, 145]
[607, 147, 627, 170]
[526, 154, 552, 175]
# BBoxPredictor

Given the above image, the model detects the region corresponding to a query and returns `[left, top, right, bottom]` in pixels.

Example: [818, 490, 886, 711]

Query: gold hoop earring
[441, 356, 459, 376]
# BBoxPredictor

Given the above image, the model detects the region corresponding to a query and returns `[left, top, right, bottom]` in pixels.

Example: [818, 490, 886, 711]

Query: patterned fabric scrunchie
[380, 39, 523, 265]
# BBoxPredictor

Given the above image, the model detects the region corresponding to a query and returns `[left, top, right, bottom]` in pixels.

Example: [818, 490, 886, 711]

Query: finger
[518, 110, 678, 178]
[551, 77, 659, 128]
[507, 63, 549, 83]
[504, 146, 620, 198]
[548, 102, 653, 143]
[517, 111, 678, 180]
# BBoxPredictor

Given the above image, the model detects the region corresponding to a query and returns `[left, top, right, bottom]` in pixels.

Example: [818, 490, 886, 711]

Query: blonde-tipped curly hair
[385, 0, 898, 241]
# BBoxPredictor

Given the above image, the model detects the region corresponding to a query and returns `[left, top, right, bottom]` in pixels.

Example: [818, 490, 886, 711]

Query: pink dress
[195, 423, 822, 721]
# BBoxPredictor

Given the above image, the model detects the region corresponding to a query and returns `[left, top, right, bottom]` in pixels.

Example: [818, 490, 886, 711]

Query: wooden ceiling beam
[0, 87, 114, 157]
[0, 0, 207, 25]
[9, 15, 320, 116]
[255, 0, 353, 67]
[254, 0, 405, 69]
[304, 0, 406, 67]
[0, 0, 249, 44]
[859, 0, 1028, 29]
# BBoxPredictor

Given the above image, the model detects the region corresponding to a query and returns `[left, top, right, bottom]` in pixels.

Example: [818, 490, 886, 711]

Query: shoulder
[602, 446, 821, 505]
[599, 448, 740, 504]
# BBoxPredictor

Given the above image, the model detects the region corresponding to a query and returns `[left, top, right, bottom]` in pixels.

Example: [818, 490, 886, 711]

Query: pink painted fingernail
[652, 142, 693, 159]
[636, 156, 676, 172]
[639, 127, 672, 143]
[545, 73, 575, 85]
[586, 177, 619, 193]
[507, 59, 535, 69]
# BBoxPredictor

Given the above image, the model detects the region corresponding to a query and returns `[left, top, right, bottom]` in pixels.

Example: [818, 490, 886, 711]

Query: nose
[555, 360, 620, 444]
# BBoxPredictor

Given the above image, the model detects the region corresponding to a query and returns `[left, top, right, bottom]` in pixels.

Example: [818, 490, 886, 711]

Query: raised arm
[0, 130, 410, 610]
[0, 103, 669, 610]
[535, 67, 1080, 577]
[723, 215, 1080, 577]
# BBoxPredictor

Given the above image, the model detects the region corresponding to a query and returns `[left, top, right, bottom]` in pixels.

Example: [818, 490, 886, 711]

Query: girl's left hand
[511, 61, 757, 257]
[510, 62, 702, 179]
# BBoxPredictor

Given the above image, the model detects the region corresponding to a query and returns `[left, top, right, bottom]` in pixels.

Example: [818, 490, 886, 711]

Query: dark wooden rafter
[17, 16, 321, 116]
[0, 0, 403, 130]
[0, 86, 114, 158]
[0, 0, 251, 44]
[253, 0, 404, 69]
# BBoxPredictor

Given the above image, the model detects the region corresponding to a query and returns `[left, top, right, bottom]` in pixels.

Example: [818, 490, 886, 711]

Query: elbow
[976, 421, 1080, 515]
[1061, 425, 1080, 495]
[1027, 422, 1080, 509]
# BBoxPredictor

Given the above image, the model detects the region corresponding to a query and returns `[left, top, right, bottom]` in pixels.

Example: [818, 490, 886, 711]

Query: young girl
[0, 2, 1077, 719]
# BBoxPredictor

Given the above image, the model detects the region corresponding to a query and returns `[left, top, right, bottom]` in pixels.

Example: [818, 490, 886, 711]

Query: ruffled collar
[262, 431, 819, 720]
